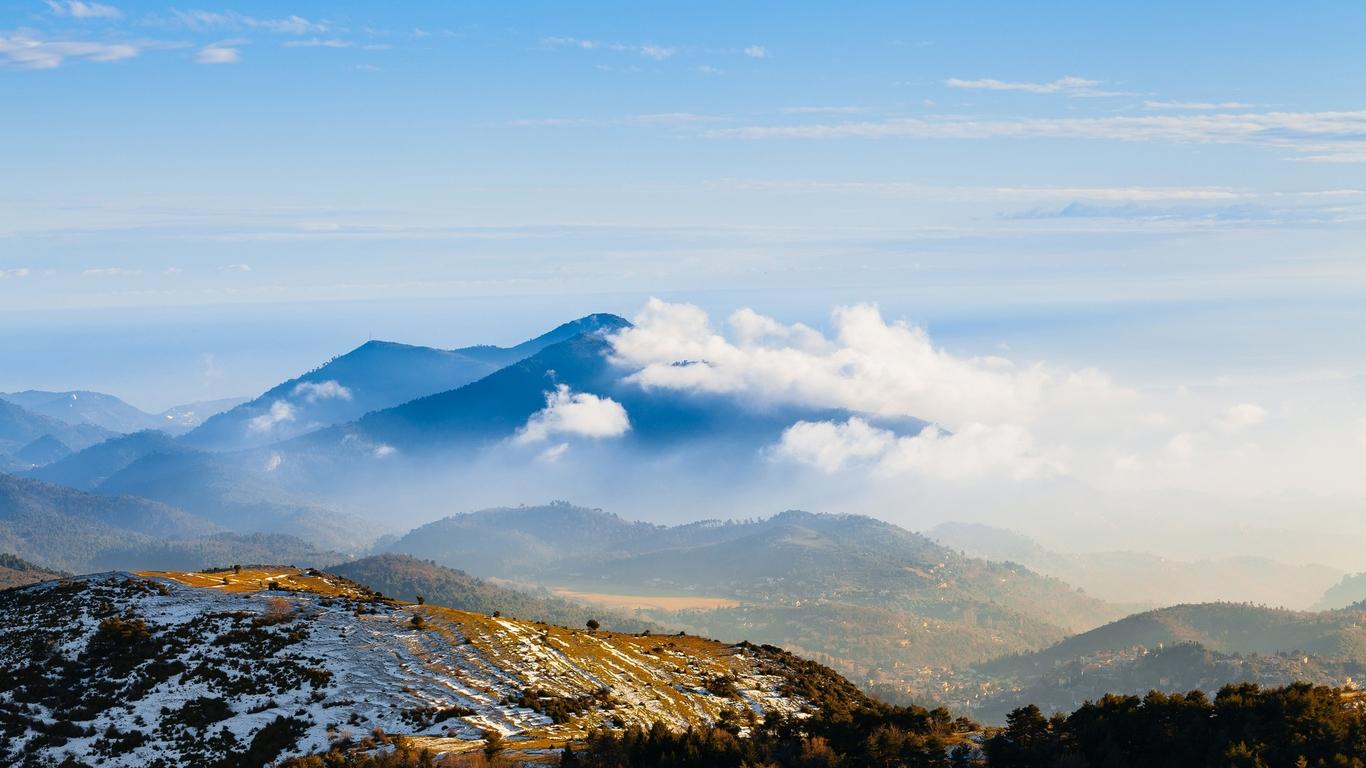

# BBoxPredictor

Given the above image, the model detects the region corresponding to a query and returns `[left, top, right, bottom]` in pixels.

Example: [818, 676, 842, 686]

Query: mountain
[1317, 573, 1366, 610]
[386, 504, 1125, 680]
[0, 398, 113, 463]
[157, 396, 249, 431]
[0, 390, 243, 435]
[96, 450, 384, 553]
[181, 314, 630, 451]
[2, 389, 158, 433]
[983, 602, 1366, 673]
[329, 553, 655, 632]
[335, 324, 888, 457]
[0, 567, 842, 766]
[930, 521, 1343, 610]
[14, 434, 70, 466]
[27, 429, 187, 490]
[940, 601, 1366, 722]
[0, 552, 66, 590]
[0, 473, 340, 573]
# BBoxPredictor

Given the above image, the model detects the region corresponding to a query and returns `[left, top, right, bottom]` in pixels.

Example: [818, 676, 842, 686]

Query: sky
[2, 0, 1364, 445]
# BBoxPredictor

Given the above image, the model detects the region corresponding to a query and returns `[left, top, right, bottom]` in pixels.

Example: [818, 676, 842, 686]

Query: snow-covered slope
[0, 567, 829, 766]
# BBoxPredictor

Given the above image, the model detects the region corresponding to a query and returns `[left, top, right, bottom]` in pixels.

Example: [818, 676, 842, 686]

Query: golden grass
[138, 566, 372, 599]
[552, 588, 741, 612]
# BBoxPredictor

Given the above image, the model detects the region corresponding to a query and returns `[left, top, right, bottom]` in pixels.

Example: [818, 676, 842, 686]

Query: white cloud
[0, 268, 31, 279]
[195, 44, 240, 64]
[515, 385, 631, 444]
[706, 110, 1366, 161]
[220, 262, 252, 271]
[81, 267, 141, 277]
[292, 380, 352, 403]
[779, 106, 868, 114]
[172, 10, 326, 34]
[1218, 402, 1267, 431]
[542, 36, 676, 60]
[945, 75, 1109, 95]
[0, 34, 138, 68]
[284, 38, 352, 48]
[638, 44, 676, 60]
[46, 0, 121, 19]
[510, 112, 728, 128]
[612, 298, 1052, 426]
[776, 418, 1059, 481]
[248, 400, 295, 432]
[773, 417, 895, 472]
[1167, 432, 1196, 461]
[264, 451, 283, 472]
[1144, 100, 1255, 110]
[743, 45, 767, 58]
[538, 442, 571, 462]
[607, 300, 1366, 493]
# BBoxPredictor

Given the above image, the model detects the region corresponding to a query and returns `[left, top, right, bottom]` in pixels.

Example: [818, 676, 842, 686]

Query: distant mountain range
[930, 521, 1343, 610]
[950, 600, 1366, 721]
[384, 503, 1125, 677]
[1317, 573, 1366, 610]
[0, 390, 244, 435]
[0, 472, 341, 572]
[180, 313, 629, 451]
[0, 398, 113, 469]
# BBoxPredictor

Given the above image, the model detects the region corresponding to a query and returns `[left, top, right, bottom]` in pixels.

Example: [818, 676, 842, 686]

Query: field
[552, 587, 742, 612]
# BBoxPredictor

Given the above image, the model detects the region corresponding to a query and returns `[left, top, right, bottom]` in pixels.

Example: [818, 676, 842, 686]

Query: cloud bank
[609, 299, 1366, 495]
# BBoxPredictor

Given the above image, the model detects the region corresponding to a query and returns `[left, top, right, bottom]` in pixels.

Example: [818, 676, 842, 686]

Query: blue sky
[2, 1, 1365, 409]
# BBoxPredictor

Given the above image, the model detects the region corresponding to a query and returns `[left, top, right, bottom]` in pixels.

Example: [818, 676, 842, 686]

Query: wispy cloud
[510, 112, 729, 128]
[0, 34, 139, 68]
[0, 268, 32, 279]
[743, 45, 767, 58]
[195, 42, 240, 64]
[780, 106, 869, 114]
[707, 110, 1366, 162]
[81, 267, 142, 277]
[283, 37, 352, 48]
[171, 10, 327, 35]
[1144, 99, 1256, 111]
[945, 75, 1122, 96]
[45, 0, 121, 19]
[542, 36, 676, 60]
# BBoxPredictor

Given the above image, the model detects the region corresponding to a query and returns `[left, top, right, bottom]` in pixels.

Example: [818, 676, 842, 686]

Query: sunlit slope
[1, 566, 833, 766]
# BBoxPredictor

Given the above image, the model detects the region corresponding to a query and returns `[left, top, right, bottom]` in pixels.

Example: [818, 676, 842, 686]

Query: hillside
[0, 390, 244, 434]
[0, 567, 844, 766]
[0, 473, 341, 573]
[919, 600, 1366, 722]
[0, 399, 113, 467]
[981, 601, 1366, 673]
[27, 429, 187, 490]
[1318, 572, 1366, 610]
[0, 552, 66, 590]
[182, 314, 628, 451]
[329, 554, 655, 633]
[387, 504, 1125, 680]
[95, 450, 385, 553]
[930, 521, 1342, 609]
